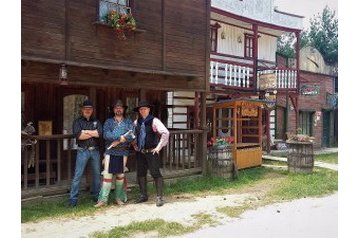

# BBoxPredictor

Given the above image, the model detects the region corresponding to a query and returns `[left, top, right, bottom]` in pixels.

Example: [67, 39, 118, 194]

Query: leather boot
[135, 176, 148, 203]
[154, 177, 164, 207]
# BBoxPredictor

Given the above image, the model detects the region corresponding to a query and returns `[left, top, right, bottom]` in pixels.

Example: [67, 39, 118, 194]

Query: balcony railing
[257, 68, 298, 90]
[210, 60, 254, 89]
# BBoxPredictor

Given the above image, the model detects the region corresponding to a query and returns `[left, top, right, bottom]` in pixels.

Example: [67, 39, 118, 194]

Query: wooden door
[322, 110, 331, 147]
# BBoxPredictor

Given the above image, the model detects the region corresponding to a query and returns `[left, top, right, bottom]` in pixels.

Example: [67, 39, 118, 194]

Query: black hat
[112, 99, 128, 110]
[133, 100, 153, 112]
[82, 99, 94, 108]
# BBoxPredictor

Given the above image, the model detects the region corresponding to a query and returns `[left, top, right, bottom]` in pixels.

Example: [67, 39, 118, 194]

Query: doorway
[322, 110, 331, 147]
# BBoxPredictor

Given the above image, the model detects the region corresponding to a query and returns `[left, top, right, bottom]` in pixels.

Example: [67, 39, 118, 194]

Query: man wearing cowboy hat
[69, 99, 103, 207]
[132, 100, 169, 207]
[94, 99, 135, 208]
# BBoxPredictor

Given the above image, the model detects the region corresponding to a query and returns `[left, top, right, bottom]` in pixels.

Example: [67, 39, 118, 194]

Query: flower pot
[208, 146, 236, 180]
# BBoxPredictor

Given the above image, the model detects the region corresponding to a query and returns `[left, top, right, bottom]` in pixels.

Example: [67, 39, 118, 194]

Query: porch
[21, 130, 205, 199]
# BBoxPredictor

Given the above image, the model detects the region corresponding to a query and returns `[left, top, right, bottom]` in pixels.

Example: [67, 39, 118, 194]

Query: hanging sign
[300, 84, 320, 96]
[326, 93, 338, 108]
[259, 73, 277, 90]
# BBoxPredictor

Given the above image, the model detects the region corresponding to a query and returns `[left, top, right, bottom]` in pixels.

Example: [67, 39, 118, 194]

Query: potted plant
[106, 10, 136, 40]
[207, 136, 236, 179]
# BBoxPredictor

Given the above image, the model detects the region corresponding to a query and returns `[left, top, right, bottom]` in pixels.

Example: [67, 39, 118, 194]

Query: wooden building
[276, 47, 337, 148]
[21, 0, 210, 198]
[169, 0, 304, 157]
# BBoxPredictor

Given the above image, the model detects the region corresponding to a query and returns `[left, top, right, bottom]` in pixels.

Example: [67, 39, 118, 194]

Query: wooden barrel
[287, 142, 314, 173]
[208, 146, 236, 180]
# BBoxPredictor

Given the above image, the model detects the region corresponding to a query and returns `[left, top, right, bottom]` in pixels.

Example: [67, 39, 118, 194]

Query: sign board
[259, 73, 277, 90]
[326, 93, 338, 108]
[38, 121, 52, 135]
[300, 84, 320, 96]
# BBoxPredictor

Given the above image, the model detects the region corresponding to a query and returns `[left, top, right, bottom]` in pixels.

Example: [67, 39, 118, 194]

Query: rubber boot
[154, 177, 164, 207]
[95, 173, 112, 207]
[135, 176, 148, 203]
[114, 175, 127, 204]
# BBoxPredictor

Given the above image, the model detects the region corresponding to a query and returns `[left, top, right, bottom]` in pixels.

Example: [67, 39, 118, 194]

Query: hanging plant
[106, 10, 136, 40]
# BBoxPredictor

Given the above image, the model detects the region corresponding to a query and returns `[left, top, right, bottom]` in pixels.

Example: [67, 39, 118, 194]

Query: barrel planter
[286, 141, 314, 173]
[208, 146, 236, 180]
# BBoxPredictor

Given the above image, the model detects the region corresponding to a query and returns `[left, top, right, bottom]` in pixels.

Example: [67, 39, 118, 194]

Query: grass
[22, 153, 338, 227]
[90, 213, 218, 238]
[21, 168, 267, 223]
[315, 152, 338, 164]
[21, 188, 140, 223]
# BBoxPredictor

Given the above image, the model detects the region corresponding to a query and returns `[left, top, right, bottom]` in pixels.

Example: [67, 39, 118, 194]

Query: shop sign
[259, 73, 277, 90]
[300, 84, 320, 96]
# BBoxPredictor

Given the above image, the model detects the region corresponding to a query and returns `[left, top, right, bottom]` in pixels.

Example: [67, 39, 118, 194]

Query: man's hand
[110, 140, 121, 148]
[151, 147, 160, 155]
[119, 136, 126, 143]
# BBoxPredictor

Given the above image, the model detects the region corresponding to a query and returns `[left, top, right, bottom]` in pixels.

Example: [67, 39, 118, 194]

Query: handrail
[27, 134, 75, 140]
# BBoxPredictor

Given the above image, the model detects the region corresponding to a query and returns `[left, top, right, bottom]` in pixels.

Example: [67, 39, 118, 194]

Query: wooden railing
[210, 60, 254, 88]
[257, 68, 298, 90]
[162, 129, 203, 172]
[21, 129, 205, 191]
[21, 134, 74, 190]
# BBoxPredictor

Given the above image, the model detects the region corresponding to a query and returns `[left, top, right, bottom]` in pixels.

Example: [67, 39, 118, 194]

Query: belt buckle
[88, 146, 95, 150]
[140, 149, 145, 154]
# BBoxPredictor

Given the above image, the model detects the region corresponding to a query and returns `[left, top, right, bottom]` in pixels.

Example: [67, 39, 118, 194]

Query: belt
[140, 148, 156, 154]
[79, 146, 97, 151]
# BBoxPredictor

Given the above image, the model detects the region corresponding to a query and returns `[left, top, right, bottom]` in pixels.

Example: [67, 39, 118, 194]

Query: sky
[274, 0, 338, 29]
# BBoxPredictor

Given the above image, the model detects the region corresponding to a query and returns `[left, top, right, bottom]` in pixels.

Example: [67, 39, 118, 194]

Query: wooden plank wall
[22, 0, 209, 91]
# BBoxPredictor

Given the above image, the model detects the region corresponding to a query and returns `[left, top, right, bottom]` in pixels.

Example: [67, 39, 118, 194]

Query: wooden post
[295, 31, 301, 95]
[265, 109, 271, 153]
[200, 92, 208, 175]
[253, 24, 258, 91]
[46, 140, 51, 186]
[57, 139, 62, 183]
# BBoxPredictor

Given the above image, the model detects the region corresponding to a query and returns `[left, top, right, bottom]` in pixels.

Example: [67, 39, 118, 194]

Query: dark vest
[135, 117, 160, 149]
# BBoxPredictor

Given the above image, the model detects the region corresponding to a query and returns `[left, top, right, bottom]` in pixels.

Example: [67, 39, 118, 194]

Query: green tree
[277, 6, 338, 65]
[307, 6, 338, 65]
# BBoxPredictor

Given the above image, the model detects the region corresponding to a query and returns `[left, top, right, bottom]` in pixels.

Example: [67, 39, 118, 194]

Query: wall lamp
[59, 64, 68, 85]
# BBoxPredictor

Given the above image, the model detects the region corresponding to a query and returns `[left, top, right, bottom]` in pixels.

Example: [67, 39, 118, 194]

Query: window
[99, 0, 132, 22]
[210, 24, 220, 52]
[244, 34, 254, 58]
[299, 111, 314, 136]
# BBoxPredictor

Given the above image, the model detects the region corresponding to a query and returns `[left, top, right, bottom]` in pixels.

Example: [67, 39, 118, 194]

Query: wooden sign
[38, 121, 52, 135]
[300, 84, 320, 96]
[259, 73, 277, 90]
[242, 102, 258, 117]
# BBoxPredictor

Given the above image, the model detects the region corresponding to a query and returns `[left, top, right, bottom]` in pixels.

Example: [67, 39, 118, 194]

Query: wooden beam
[21, 55, 204, 78]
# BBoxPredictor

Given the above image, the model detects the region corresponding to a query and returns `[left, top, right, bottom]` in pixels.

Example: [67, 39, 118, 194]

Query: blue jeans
[69, 148, 101, 205]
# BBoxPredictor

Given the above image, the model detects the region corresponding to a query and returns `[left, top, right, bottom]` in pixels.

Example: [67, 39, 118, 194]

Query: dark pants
[136, 152, 162, 178]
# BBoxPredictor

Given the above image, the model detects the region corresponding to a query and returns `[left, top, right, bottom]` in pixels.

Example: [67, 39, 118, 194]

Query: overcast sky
[273, 0, 338, 29]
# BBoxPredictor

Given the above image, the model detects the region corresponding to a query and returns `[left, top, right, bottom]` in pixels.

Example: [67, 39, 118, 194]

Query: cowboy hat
[133, 100, 153, 112]
[82, 99, 94, 108]
[112, 99, 128, 110]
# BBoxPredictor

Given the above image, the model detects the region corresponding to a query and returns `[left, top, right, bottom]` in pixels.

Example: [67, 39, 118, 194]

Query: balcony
[210, 60, 298, 92]
[210, 60, 254, 90]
